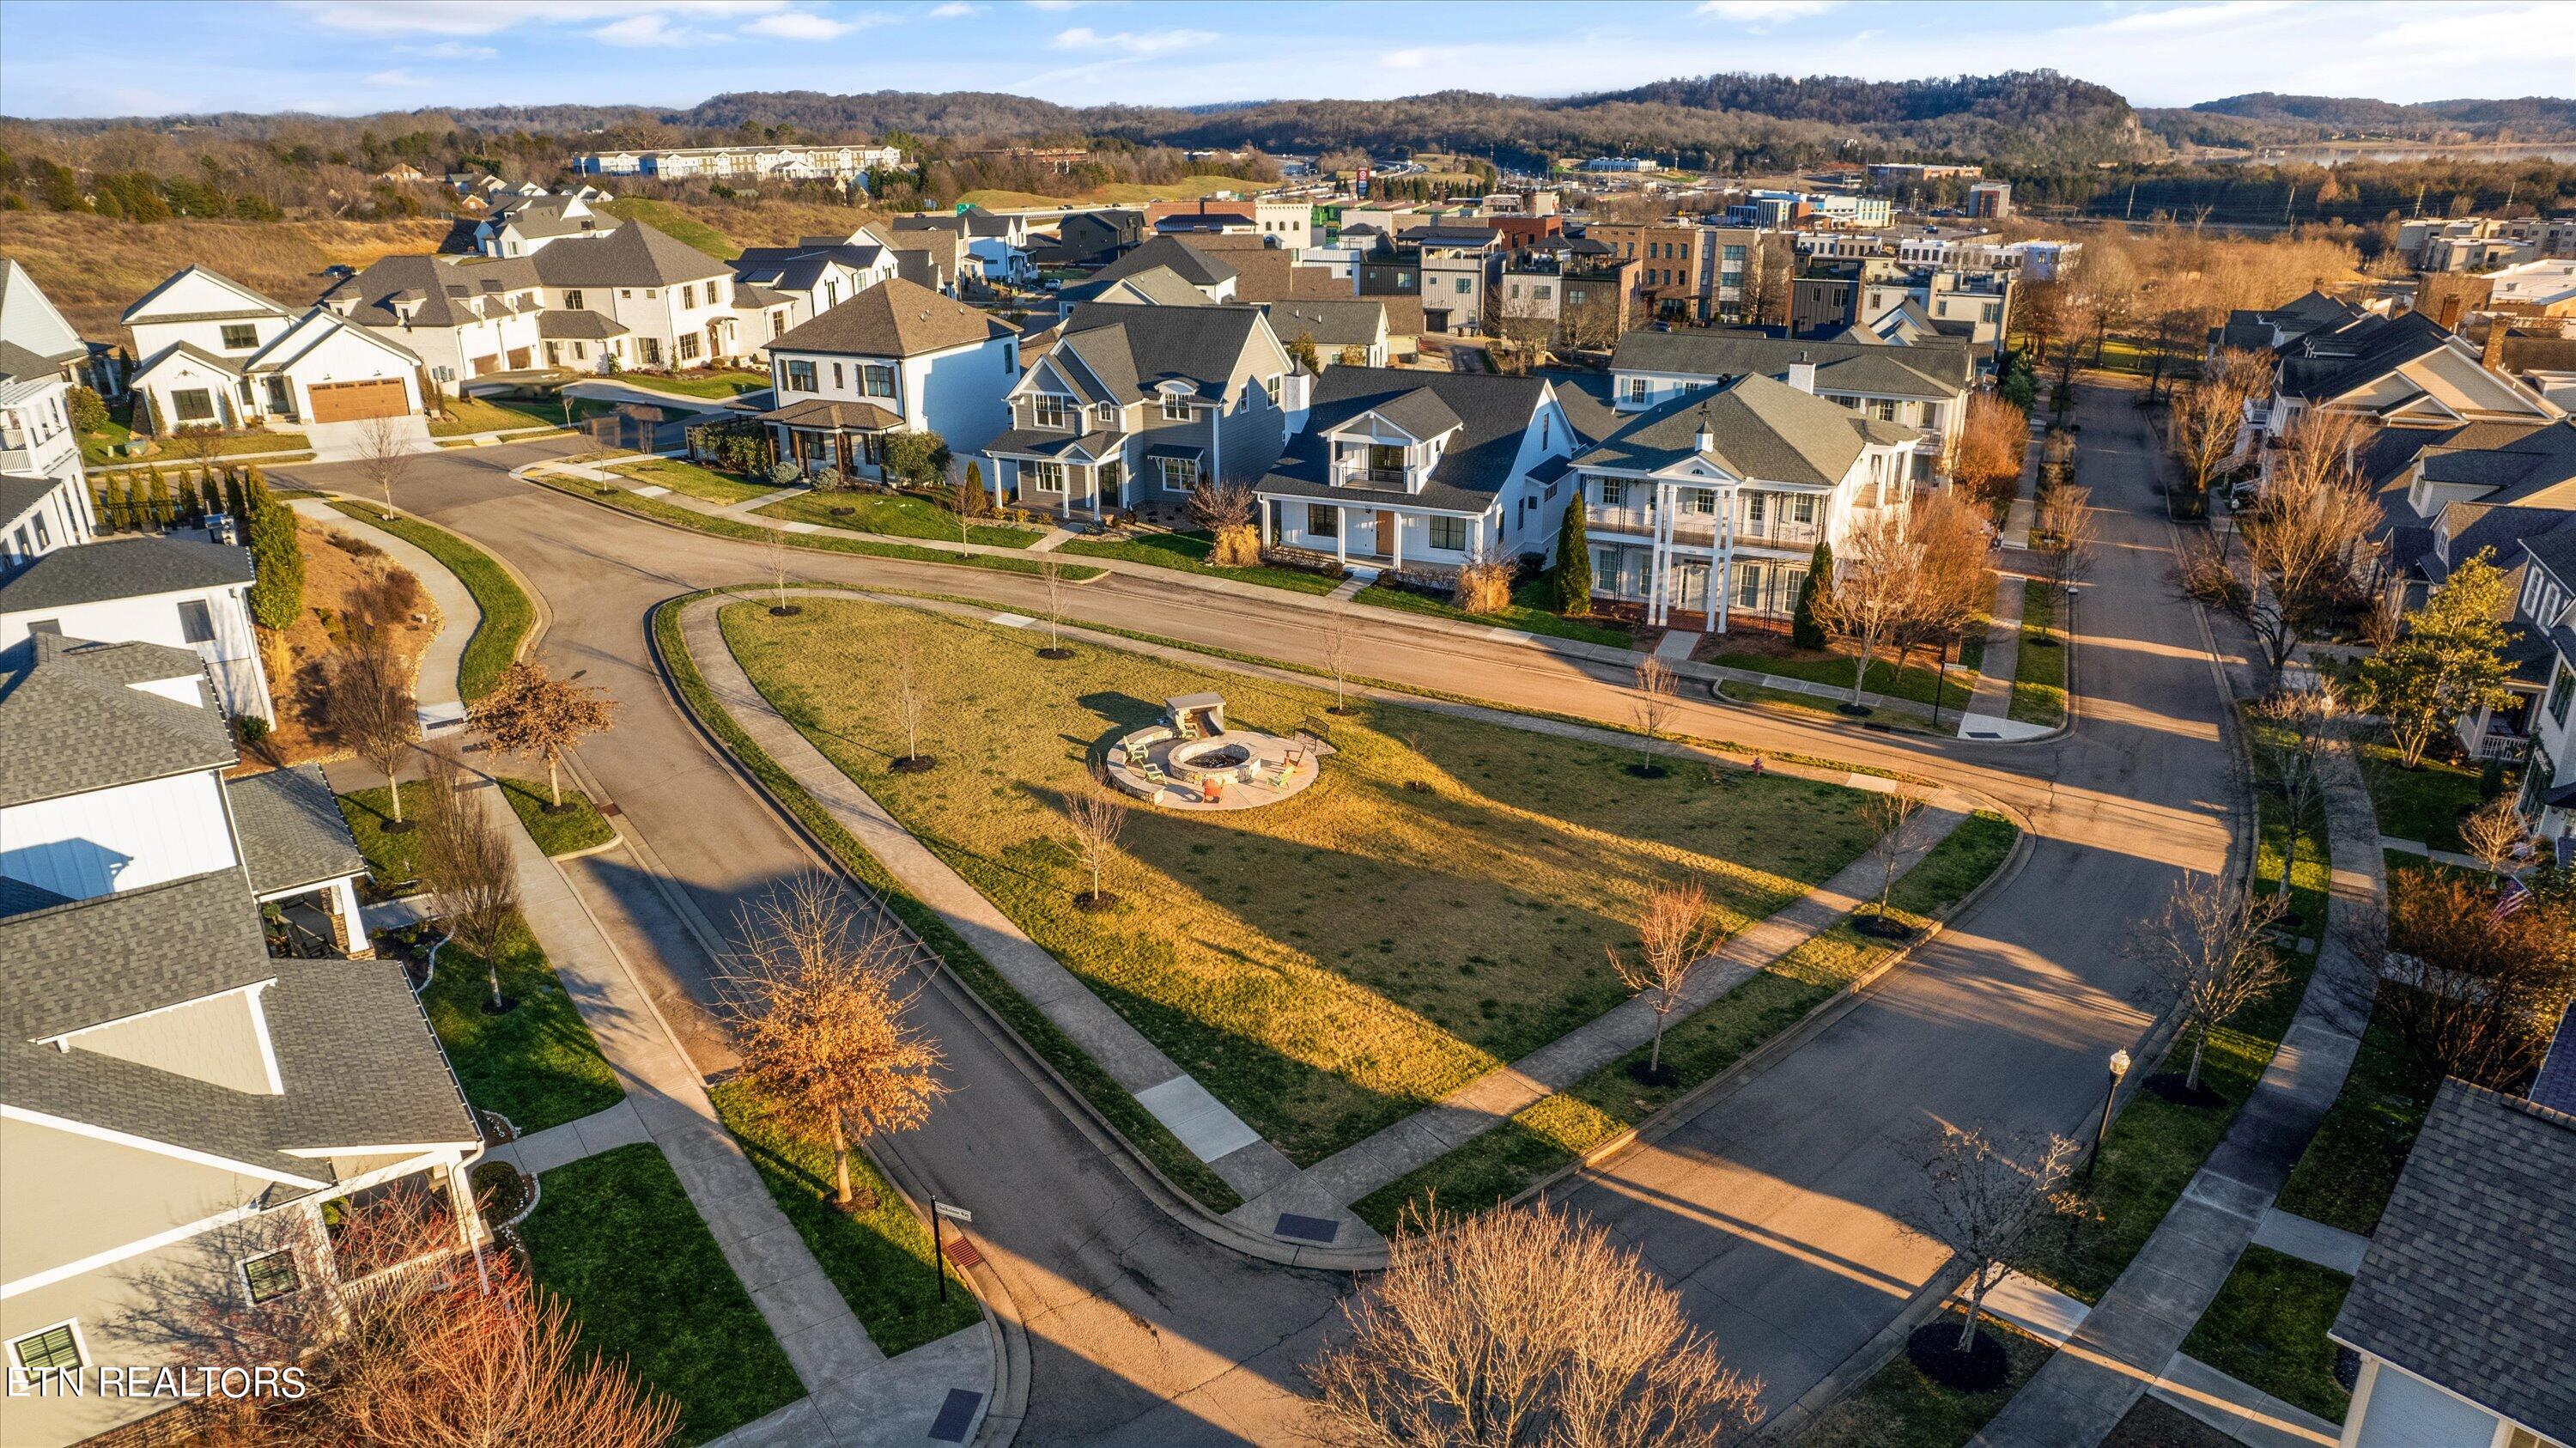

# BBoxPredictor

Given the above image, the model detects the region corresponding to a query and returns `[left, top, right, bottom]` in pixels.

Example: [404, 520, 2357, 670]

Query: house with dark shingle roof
[2328, 1080, 2576, 1448]
[727, 227, 900, 350]
[987, 301, 1295, 515]
[0, 642, 481, 1445]
[2505, 526, 2576, 843]
[1256, 367, 1579, 574]
[0, 534, 273, 722]
[125, 266, 426, 433]
[0, 267, 95, 566]
[2249, 308, 2561, 476]
[1609, 325, 1976, 487]
[757, 277, 1021, 478]
[1568, 369, 1921, 630]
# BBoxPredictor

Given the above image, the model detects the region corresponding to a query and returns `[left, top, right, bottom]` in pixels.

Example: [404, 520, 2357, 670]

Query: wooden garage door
[306, 379, 408, 423]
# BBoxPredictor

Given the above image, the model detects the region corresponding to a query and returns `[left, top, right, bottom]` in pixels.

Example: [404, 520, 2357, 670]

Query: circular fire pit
[1170, 738, 1254, 783]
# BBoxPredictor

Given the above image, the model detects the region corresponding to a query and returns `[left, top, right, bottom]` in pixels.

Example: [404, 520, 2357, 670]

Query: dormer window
[1162, 394, 1193, 422]
[565, 289, 584, 310]
[221, 324, 258, 350]
[1033, 394, 1073, 429]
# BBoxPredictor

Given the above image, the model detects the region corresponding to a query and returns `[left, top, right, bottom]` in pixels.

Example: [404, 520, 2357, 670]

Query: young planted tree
[1609, 882, 1728, 1080]
[416, 745, 520, 1013]
[2356, 550, 2520, 769]
[2168, 350, 2268, 506]
[2133, 875, 2290, 1095]
[1814, 509, 1925, 709]
[1321, 611, 1358, 714]
[1188, 478, 1261, 567]
[1629, 654, 1679, 775]
[757, 529, 797, 616]
[326, 639, 420, 828]
[1899, 1126, 2081, 1363]
[1886, 490, 1993, 678]
[2251, 685, 2343, 862]
[1064, 782, 1126, 909]
[467, 660, 617, 810]
[352, 412, 416, 512]
[1304, 1201, 1762, 1448]
[2031, 483, 2099, 604]
[720, 874, 945, 1210]
[1037, 556, 1072, 658]
[888, 631, 933, 770]
[948, 465, 984, 545]
[1551, 496, 1593, 615]
[1863, 789, 1927, 930]
[173, 423, 226, 472]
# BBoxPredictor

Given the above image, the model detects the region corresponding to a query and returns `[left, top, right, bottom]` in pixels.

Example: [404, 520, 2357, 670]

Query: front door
[1374, 509, 1395, 557]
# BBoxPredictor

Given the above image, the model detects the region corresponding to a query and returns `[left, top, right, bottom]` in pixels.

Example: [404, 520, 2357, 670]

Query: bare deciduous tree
[2251, 685, 2344, 857]
[2359, 869, 2575, 1091]
[1064, 781, 1126, 908]
[2458, 795, 2532, 877]
[720, 874, 945, 1210]
[1609, 882, 1728, 1078]
[352, 413, 417, 513]
[326, 638, 419, 827]
[1630, 654, 1679, 771]
[888, 631, 932, 768]
[1949, 394, 2028, 505]
[467, 660, 617, 810]
[2031, 484, 2098, 604]
[1814, 510, 1926, 708]
[1321, 611, 1357, 714]
[416, 745, 519, 1013]
[1899, 1126, 2081, 1354]
[1188, 478, 1261, 567]
[1038, 556, 1072, 657]
[2167, 350, 2269, 504]
[1304, 1202, 1762, 1448]
[757, 531, 795, 616]
[1864, 789, 1927, 924]
[2133, 875, 2290, 1092]
[1888, 490, 1993, 679]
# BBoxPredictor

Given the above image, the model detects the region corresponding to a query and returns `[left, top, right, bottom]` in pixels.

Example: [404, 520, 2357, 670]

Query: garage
[305, 378, 410, 423]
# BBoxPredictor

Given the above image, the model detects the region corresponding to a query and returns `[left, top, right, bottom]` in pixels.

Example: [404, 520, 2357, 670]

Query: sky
[0, 0, 2568, 121]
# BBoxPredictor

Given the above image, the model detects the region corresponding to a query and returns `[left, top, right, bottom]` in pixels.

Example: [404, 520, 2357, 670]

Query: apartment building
[573, 142, 904, 180]
[1792, 257, 2014, 355]
[2398, 215, 2576, 272]
[1966, 180, 2013, 219]
[1583, 222, 1763, 325]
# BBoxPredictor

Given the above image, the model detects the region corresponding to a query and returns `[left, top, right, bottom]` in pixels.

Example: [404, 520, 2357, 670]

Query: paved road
[299, 380, 2235, 1442]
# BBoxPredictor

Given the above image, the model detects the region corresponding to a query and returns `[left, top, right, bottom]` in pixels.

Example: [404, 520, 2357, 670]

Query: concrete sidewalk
[289, 496, 476, 732]
[1959, 573, 2028, 727]
[1970, 735, 2382, 1448]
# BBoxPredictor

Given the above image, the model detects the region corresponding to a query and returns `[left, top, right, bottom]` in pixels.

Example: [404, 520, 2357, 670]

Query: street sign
[933, 1202, 974, 1223]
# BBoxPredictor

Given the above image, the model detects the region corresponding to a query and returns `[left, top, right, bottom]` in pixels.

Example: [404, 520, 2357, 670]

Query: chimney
[1787, 362, 1816, 393]
[2482, 319, 2510, 373]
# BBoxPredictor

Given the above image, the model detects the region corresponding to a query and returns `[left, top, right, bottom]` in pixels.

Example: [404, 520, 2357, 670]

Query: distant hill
[2144, 92, 2576, 147]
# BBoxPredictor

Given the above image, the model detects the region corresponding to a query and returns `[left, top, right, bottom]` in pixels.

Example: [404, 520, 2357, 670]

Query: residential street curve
[289, 378, 2237, 1443]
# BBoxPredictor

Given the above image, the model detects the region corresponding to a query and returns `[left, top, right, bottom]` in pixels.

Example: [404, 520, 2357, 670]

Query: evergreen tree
[110, 476, 136, 531]
[175, 472, 199, 522]
[90, 481, 115, 533]
[1551, 496, 1594, 615]
[1792, 541, 1832, 648]
[244, 468, 304, 631]
[1288, 331, 1321, 376]
[146, 471, 174, 529]
[225, 468, 247, 520]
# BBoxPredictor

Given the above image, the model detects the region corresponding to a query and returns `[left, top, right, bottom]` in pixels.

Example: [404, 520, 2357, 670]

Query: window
[1034, 462, 1066, 490]
[1262, 375, 1282, 406]
[1685, 490, 1716, 515]
[677, 332, 702, 362]
[2551, 661, 2576, 725]
[1746, 493, 1766, 525]
[1534, 284, 1552, 300]
[681, 284, 696, 308]
[173, 388, 216, 423]
[10, 1323, 82, 1376]
[32, 514, 50, 549]
[785, 360, 817, 392]
[241, 1250, 301, 1305]
[707, 281, 726, 307]
[860, 363, 896, 399]
[1625, 377, 1649, 405]
[1307, 504, 1339, 538]
[1792, 494, 1818, 525]
[1157, 457, 1201, 490]
[564, 289, 585, 310]
[178, 599, 215, 644]
[641, 338, 662, 365]
[830, 363, 844, 390]
[1455, 277, 1473, 295]
[1032, 394, 1072, 429]
[1597, 478, 1625, 508]
[220, 323, 258, 350]
[1429, 515, 1467, 551]
[1870, 399, 1899, 422]
[1736, 562, 1766, 609]
[1161, 394, 1192, 422]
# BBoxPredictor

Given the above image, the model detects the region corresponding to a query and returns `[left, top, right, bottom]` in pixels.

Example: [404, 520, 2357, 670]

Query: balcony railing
[1335, 465, 1410, 488]
[1739, 520, 1825, 550]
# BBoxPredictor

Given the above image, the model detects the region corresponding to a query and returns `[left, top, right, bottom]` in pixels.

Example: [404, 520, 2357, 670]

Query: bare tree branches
[1814, 510, 1924, 708]
[1065, 777, 1126, 909]
[352, 414, 417, 513]
[416, 745, 519, 1013]
[1321, 611, 1358, 714]
[2132, 875, 2290, 1092]
[1864, 790, 1927, 925]
[2031, 484, 2098, 604]
[887, 630, 933, 769]
[325, 638, 418, 825]
[1303, 1202, 1762, 1448]
[2365, 869, 2576, 1091]
[1950, 394, 2028, 505]
[1609, 882, 1728, 1079]
[1038, 556, 1072, 657]
[1630, 654, 1679, 772]
[1188, 478, 1261, 566]
[719, 874, 945, 1210]
[1900, 1127, 2080, 1354]
[2458, 796, 2532, 877]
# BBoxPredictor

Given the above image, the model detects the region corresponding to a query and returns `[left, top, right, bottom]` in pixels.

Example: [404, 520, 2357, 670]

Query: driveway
[281, 380, 2237, 1440]
[300, 414, 433, 463]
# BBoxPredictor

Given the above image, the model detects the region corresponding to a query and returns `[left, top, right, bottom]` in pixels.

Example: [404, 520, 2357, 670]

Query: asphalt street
[288, 376, 2237, 1443]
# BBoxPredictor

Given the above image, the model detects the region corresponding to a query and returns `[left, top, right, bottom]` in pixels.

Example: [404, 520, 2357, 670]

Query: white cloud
[1025, 0, 1084, 10]
[365, 68, 429, 87]
[1382, 49, 1431, 70]
[927, 1, 983, 15]
[2091, 1, 2293, 33]
[407, 40, 498, 59]
[744, 9, 861, 40]
[1054, 25, 1216, 56]
[291, 0, 781, 38]
[593, 15, 703, 46]
[1695, 0, 1836, 26]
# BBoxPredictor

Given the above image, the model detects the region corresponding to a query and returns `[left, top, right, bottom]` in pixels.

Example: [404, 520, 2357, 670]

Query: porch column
[1090, 465, 1103, 519]
[989, 459, 1005, 509]
[1389, 512, 1403, 570]
[1261, 496, 1275, 545]
[1702, 549, 1719, 632]
[1714, 552, 1731, 635]
[331, 877, 372, 958]
[1335, 507, 1348, 565]
[1472, 514, 1485, 558]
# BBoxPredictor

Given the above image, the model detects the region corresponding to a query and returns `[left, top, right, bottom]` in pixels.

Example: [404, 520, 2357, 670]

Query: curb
[650, 587, 1387, 1274]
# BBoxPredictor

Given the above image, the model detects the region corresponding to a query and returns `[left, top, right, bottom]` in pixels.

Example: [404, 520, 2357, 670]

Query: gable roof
[1572, 372, 1889, 485]
[2330, 1080, 2576, 1445]
[0, 259, 88, 371]
[1263, 299, 1388, 350]
[120, 265, 289, 326]
[1045, 302, 1273, 405]
[528, 222, 729, 289]
[1611, 326, 1973, 399]
[768, 277, 1013, 358]
[228, 764, 365, 897]
[322, 253, 542, 330]
[1091, 236, 1237, 290]
[2277, 309, 2460, 402]
[0, 532, 253, 613]
[0, 472, 72, 527]
[0, 633, 235, 807]
[1259, 367, 1552, 514]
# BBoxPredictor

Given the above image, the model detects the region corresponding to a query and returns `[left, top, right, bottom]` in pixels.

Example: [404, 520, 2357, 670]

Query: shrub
[1452, 552, 1513, 613]
[66, 385, 108, 434]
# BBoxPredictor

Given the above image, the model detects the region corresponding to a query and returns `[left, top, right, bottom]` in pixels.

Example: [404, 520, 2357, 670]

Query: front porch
[761, 399, 902, 483]
[1260, 493, 1493, 574]
[1589, 543, 1814, 633]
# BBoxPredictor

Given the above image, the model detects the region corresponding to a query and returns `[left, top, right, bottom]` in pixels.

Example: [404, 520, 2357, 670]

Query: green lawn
[597, 197, 735, 258]
[1717, 679, 1941, 733]
[1704, 647, 1976, 711]
[2009, 585, 2069, 727]
[423, 916, 624, 1133]
[76, 398, 136, 465]
[1355, 579, 1634, 648]
[709, 1081, 982, 1355]
[614, 369, 771, 400]
[327, 502, 532, 701]
[613, 457, 779, 505]
[339, 782, 434, 896]
[428, 394, 602, 436]
[90, 426, 312, 465]
[1354, 812, 2019, 1229]
[531, 472, 1091, 580]
[756, 489, 1043, 549]
[1793, 1309, 2054, 1448]
[497, 777, 617, 857]
[2178, 1246, 2354, 1423]
[521, 1144, 802, 1445]
[1060, 530, 1346, 594]
[2012, 708, 2327, 1303]
[653, 594, 1238, 1211]
[2274, 986, 2440, 1235]
[2354, 741, 2483, 850]
[726, 598, 1888, 1165]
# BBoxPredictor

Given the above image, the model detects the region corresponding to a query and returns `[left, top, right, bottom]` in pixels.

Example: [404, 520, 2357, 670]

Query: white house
[1256, 368, 1577, 572]
[729, 228, 902, 345]
[1, 257, 119, 396]
[2509, 529, 2576, 842]
[1, 352, 87, 496]
[524, 222, 744, 371]
[0, 533, 274, 722]
[2251, 308, 2561, 457]
[0, 472, 96, 573]
[759, 277, 1020, 479]
[472, 192, 609, 259]
[320, 252, 548, 387]
[1568, 368, 1919, 630]
[124, 268, 424, 432]
[1607, 328, 1975, 487]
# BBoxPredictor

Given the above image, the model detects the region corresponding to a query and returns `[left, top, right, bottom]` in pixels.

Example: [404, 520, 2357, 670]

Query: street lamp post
[2085, 1049, 2131, 1187]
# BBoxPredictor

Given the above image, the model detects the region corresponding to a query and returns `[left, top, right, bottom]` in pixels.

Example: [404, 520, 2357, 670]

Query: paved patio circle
[1103, 724, 1325, 811]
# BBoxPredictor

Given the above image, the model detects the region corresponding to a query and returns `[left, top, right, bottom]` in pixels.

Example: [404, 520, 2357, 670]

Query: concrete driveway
[280, 380, 2238, 1441]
